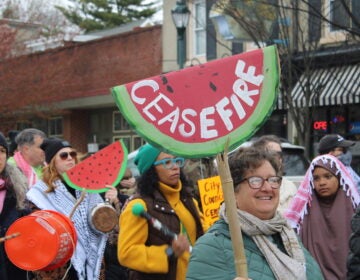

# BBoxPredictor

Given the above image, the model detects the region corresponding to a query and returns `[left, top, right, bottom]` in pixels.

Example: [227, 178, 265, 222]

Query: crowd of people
[1, 128, 360, 280]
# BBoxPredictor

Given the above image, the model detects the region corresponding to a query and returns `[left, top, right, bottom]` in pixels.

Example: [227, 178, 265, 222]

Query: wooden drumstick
[0, 232, 20, 243]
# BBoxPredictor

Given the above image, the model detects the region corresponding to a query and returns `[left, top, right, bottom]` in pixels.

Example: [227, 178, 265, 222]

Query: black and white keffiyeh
[27, 179, 108, 280]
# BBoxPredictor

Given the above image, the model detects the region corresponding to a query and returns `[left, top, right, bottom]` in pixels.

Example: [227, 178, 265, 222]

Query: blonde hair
[42, 150, 79, 193]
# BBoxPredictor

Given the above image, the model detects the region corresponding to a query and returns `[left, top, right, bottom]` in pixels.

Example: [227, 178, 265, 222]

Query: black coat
[0, 189, 30, 280]
[347, 206, 360, 280]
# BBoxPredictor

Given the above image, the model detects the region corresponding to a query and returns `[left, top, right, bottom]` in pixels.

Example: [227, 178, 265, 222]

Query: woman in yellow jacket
[118, 144, 207, 280]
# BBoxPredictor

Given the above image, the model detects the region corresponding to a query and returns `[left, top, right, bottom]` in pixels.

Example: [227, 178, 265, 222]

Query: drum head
[91, 205, 118, 233]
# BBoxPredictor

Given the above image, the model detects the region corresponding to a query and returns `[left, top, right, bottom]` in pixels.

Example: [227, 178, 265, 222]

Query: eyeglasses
[241, 176, 282, 189]
[59, 151, 77, 160]
[153, 157, 185, 169]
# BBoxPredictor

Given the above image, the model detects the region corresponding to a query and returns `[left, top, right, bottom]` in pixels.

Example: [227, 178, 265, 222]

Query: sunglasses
[59, 151, 77, 160]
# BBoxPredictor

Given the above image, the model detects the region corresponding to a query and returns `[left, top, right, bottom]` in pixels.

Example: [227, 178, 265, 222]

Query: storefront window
[312, 107, 327, 137]
[254, 112, 287, 139]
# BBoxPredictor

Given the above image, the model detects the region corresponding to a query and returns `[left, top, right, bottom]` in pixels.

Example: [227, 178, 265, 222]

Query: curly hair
[42, 151, 78, 193]
[229, 147, 281, 190]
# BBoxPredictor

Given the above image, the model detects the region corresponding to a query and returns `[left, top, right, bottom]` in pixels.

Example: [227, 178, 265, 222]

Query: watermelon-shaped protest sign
[111, 46, 279, 158]
[62, 140, 128, 193]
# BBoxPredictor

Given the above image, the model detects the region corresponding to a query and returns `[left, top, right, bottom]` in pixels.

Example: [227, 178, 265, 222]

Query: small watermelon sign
[111, 46, 279, 157]
[62, 140, 128, 193]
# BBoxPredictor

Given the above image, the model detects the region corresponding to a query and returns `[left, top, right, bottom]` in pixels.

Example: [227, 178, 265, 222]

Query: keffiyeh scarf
[284, 154, 360, 279]
[284, 154, 360, 231]
[219, 204, 306, 280]
[27, 180, 108, 280]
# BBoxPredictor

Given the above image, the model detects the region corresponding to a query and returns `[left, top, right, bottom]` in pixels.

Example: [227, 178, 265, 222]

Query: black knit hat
[41, 138, 71, 164]
[318, 134, 355, 154]
[0, 132, 8, 157]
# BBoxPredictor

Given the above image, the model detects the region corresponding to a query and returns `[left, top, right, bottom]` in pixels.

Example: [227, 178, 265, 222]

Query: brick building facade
[0, 25, 162, 152]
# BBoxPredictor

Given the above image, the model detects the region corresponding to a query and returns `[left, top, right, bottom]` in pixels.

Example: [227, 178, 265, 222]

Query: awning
[291, 63, 360, 107]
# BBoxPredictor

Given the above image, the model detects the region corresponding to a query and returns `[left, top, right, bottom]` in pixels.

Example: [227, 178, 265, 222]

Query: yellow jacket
[118, 181, 207, 280]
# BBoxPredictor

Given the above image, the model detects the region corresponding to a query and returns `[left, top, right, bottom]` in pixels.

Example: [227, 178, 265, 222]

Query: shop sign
[313, 121, 327, 131]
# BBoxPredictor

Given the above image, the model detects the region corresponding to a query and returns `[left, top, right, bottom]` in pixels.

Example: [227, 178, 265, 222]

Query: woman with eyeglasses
[118, 143, 207, 280]
[285, 154, 360, 279]
[186, 147, 323, 280]
[26, 138, 109, 280]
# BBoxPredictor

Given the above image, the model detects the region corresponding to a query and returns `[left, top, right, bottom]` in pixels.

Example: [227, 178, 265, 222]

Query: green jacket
[186, 219, 323, 280]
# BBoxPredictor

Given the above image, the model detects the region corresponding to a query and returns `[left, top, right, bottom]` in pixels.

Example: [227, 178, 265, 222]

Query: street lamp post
[171, 0, 190, 69]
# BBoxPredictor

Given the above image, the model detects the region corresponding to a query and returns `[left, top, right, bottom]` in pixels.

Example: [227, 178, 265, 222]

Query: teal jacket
[186, 219, 324, 280]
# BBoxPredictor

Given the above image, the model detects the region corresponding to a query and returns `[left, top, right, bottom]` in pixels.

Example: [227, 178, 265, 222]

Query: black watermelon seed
[161, 76, 168, 85]
[167, 85, 174, 93]
[209, 82, 217, 92]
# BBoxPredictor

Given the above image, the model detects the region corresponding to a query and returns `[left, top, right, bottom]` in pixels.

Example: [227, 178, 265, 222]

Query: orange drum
[5, 210, 77, 271]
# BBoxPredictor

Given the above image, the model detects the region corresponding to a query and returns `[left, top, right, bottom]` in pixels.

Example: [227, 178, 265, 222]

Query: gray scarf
[219, 204, 306, 280]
